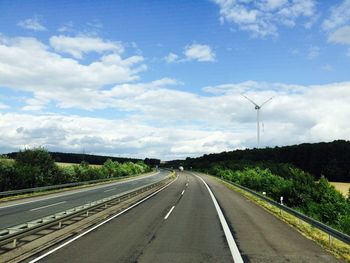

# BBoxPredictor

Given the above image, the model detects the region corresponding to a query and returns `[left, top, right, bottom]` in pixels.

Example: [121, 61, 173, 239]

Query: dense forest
[6, 151, 160, 167]
[0, 148, 152, 192]
[165, 140, 350, 182]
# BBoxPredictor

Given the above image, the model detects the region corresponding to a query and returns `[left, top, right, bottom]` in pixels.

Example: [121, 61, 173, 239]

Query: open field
[1, 158, 101, 168]
[55, 162, 102, 168]
[330, 182, 350, 197]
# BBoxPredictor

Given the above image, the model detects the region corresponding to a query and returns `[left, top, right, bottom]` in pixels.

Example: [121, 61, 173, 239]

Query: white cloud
[307, 46, 320, 60]
[321, 64, 333, 72]
[322, 0, 350, 31]
[183, 44, 215, 62]
[0, 35, 146, 110]
[323, 0, 350, 57]
[18, 18, 46, 31]
[0, 103, 8, 109]
[165, 52, 179, 63]
[50, 35, 124, 59]
[1, 81, 350, 159]
[328, 26, 350, 45]
[213, 0, 316, 37]
[58, 22, 74, 33]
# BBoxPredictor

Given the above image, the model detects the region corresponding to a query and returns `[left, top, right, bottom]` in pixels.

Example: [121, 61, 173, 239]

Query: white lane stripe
[194, 173, 244, 263]
[181, 189, 185, 195]
[104, 188, 116, 193]
[0, 171, 161, 210]
[29, 175, 179, 263]
[164, 206, 175, 220]
[30, 201, 66, 212]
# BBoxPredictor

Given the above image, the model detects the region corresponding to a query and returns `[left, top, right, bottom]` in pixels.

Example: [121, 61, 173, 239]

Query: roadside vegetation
[203, 163, 350, 235]
[0, 148, 151, 192]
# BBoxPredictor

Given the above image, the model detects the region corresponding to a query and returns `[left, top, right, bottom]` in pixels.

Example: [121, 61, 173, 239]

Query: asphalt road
[28, 172, 340, 263]
[0, 170, 169, 229]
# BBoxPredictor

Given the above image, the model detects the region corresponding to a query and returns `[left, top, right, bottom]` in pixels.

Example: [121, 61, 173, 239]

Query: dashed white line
[194, 173, 244, 263]
[164, 206, 175, 220]
[0, 171, 161, 210]
[104, 188, 116, 193]
[28, 174, 178, 263]
[181, 189, 185, 195]
[30, 201, 66, 212]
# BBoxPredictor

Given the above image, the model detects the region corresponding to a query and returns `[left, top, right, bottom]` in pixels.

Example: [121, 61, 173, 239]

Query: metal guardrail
[0, 170, 158, 197]
[0, 176, 170, 249]
[220, 178, 350, 245]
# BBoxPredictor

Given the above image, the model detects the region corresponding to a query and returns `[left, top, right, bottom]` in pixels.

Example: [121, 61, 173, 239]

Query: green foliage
[0, 149, 151, 192]
[208, 164, 350, 235]
[13, 148, 61, 188]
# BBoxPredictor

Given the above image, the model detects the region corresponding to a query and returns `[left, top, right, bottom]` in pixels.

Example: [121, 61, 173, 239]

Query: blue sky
[0, 0, 350, 160]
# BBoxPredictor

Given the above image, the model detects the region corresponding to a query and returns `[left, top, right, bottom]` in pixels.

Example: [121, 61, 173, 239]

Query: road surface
[0, 170, 169, 229]
[27, 172, 340, 263]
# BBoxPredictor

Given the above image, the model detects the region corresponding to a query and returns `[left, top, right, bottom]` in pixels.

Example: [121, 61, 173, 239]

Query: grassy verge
[0, 170, 158, 203]
[217, 177, 350, 262]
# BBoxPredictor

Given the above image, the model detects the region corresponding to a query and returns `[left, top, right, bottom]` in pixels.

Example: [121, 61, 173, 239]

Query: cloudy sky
[0, 0, 349, 160]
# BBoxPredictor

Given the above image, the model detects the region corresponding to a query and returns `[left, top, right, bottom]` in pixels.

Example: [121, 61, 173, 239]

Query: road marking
[181, 189, 185, 195]
[29, 174, 179, 263]
[104, 188, 116, 193]
[194, 173, 244, 263]
[186, 183, 188, 187]
[0, 171, 161, 210]
[164, 206, 175, 220]
[30, 201, 66, 212]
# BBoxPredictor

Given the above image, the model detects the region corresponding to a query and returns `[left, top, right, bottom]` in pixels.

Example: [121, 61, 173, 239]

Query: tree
[14, 148, 61, 188]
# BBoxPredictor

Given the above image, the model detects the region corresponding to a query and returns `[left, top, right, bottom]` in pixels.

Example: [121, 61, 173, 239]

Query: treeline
[6, 151, 160, 167]
[166, 140, 350, 182]
[0, 148, 152, 192]
[204, 163, 350, 235]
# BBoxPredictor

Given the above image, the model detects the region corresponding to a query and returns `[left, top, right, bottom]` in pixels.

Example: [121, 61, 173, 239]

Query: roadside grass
[0, 171, 158, 203]
[217, 178, 350, 262]
[330, 182, 350, 197]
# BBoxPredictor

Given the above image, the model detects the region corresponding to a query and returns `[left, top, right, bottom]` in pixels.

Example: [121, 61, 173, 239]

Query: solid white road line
[30, 201, 67, 212]
[164, 206, 175, 220]
[0, 171, 161, 210]
[29, 174, 179, 263]
[181, 189, 185, 195]
[194, 173, 244, 263]
[103, 188, 116, 193]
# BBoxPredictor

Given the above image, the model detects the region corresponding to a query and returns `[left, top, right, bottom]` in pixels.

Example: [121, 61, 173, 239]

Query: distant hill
[6, 151, 160, 166]
[165, 140, 350, 182]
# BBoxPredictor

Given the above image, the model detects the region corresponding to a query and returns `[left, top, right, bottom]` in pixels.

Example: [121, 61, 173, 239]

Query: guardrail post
[329, 235, 332, 246]
[58, 221, 62, 229]
[13, 238, 17, 248]
[86, 211, 89, 216]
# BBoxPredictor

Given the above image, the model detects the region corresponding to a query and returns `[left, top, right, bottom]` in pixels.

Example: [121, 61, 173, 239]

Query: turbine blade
[242, 94, 259, 107]
[260, 96, 274, 107]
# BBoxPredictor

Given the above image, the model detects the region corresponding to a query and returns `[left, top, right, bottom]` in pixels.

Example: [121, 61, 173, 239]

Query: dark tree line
[165, 140, 350, 182]
[7, 152, 160, 167]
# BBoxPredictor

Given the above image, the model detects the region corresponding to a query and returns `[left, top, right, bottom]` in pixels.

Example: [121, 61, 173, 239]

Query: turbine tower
[242, 95, 273, 148]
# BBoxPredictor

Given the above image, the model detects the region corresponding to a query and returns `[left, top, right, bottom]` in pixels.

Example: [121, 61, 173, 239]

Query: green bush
[208, 163, 350, 235]
[0, 149, 151, 191]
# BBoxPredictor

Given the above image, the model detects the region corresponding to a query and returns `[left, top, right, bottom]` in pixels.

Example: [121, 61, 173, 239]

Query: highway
[27, 172, 340, 263]
[0, 170, 169, 229]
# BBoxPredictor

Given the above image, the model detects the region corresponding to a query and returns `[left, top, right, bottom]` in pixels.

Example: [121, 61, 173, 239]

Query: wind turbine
[242, 95, 273, 148]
